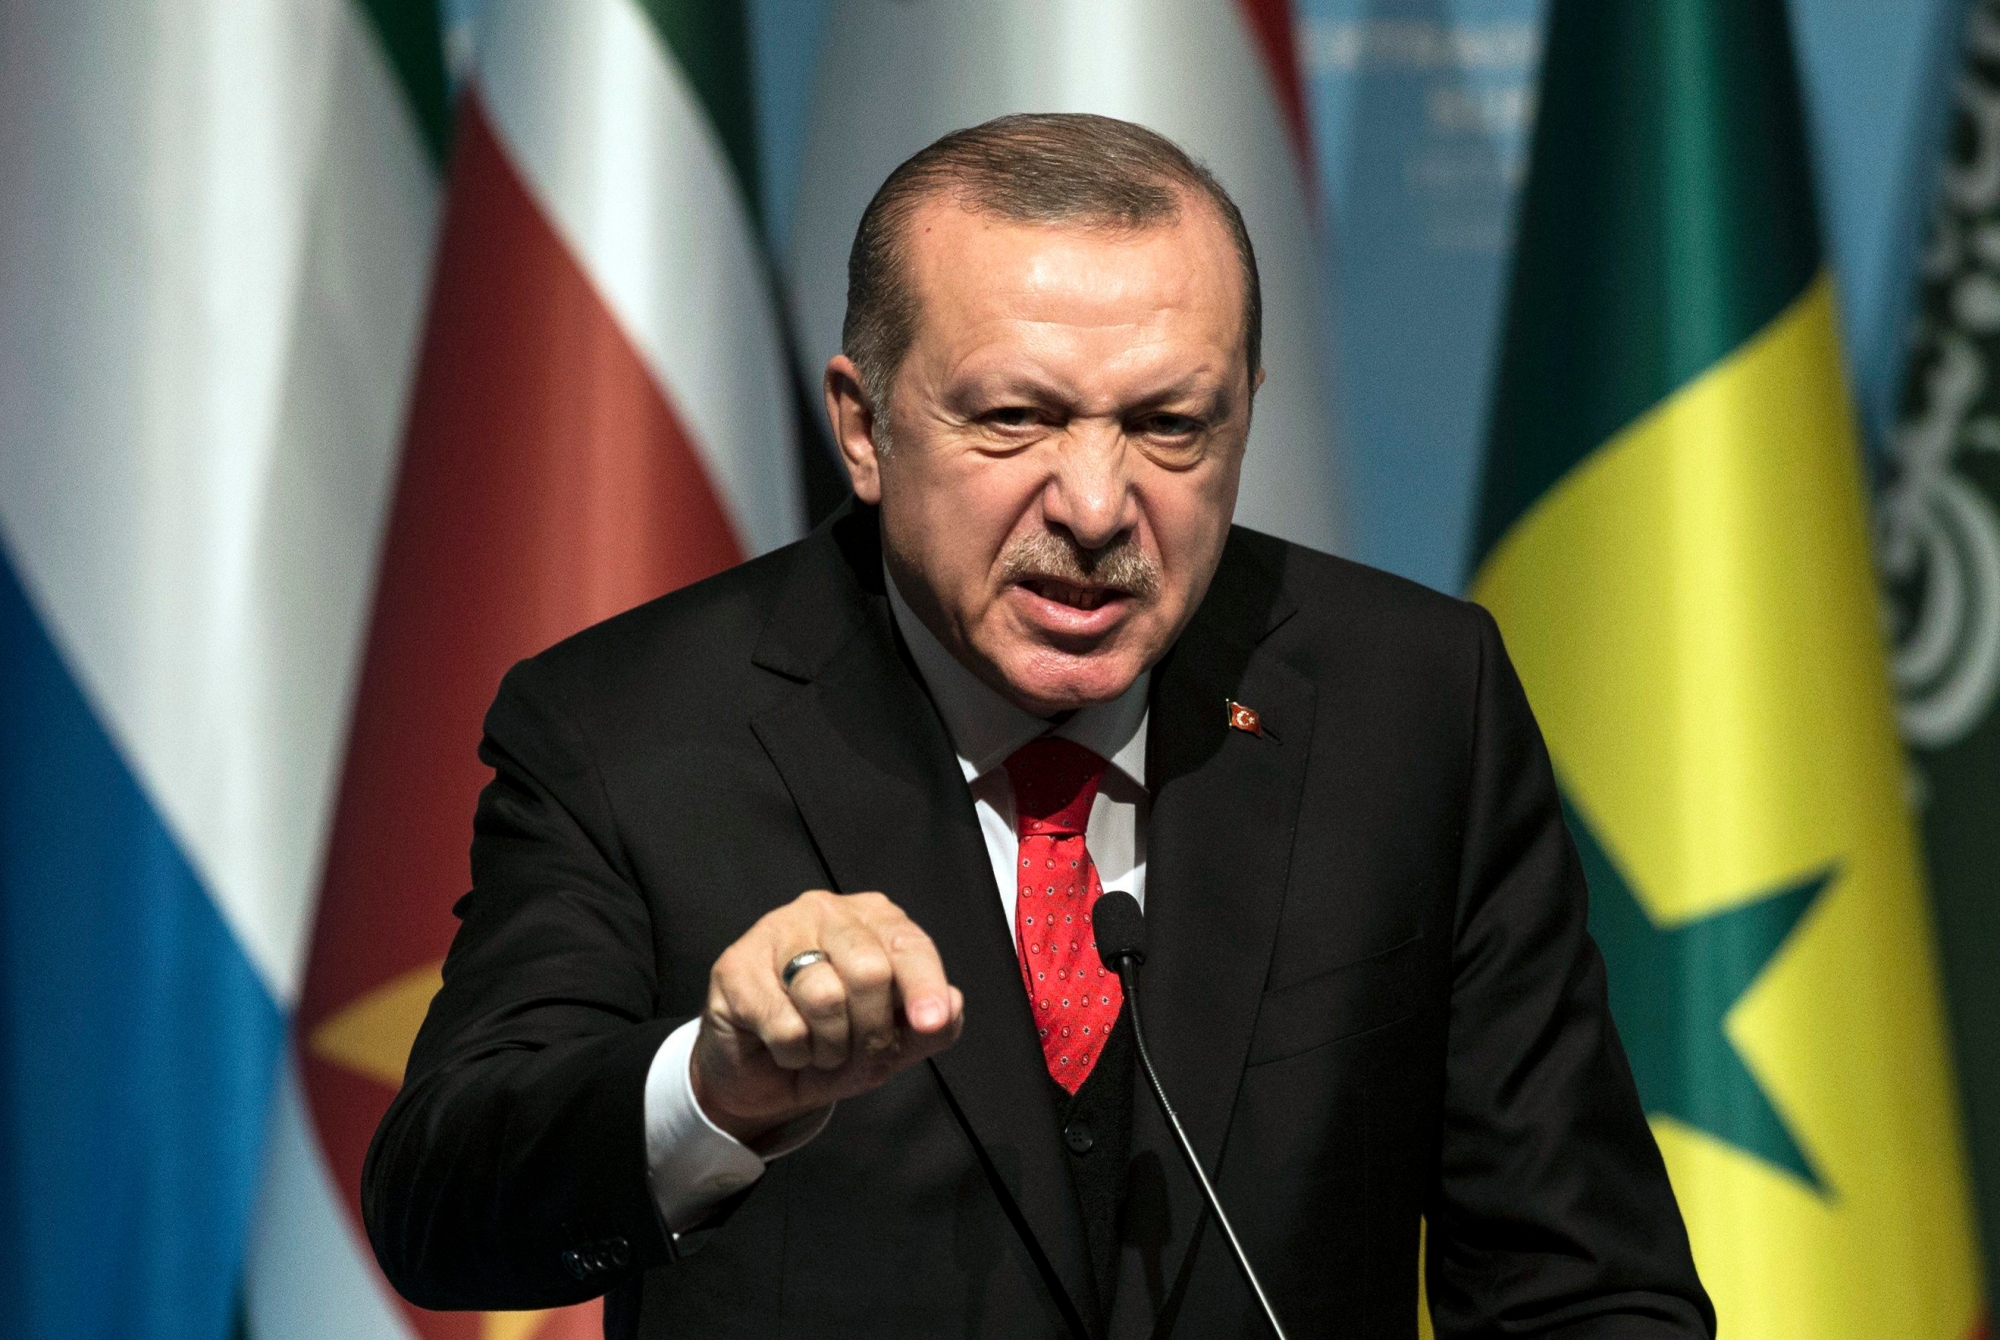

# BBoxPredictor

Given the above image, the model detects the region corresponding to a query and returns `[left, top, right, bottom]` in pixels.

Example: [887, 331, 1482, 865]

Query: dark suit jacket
[363, 503, 1713, 1338]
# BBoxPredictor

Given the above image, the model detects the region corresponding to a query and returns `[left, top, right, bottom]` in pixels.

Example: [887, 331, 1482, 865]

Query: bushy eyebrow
[944, 371, 1238, 424]
[1123, 381, 1235, 423]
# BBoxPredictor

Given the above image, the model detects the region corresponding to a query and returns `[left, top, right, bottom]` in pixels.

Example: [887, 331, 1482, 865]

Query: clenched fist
[690, 890, 965, 1145]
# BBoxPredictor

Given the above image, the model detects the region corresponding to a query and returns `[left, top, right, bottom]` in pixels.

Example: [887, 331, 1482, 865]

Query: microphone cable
[1094, 890, 1292, 1340]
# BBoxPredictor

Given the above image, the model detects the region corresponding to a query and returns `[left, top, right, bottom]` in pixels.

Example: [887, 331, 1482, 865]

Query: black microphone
[1094, 891, 1292, 1340]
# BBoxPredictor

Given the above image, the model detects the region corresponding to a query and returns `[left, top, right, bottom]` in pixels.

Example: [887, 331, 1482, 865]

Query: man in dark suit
[364, 113, 1712, 1338]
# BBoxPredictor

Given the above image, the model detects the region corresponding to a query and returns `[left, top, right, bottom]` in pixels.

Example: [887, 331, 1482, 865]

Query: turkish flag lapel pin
[1226, 699, 1264, 737]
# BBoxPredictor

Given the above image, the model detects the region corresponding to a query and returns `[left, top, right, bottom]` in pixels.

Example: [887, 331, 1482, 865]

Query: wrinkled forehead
[899, 195, 1248, 370]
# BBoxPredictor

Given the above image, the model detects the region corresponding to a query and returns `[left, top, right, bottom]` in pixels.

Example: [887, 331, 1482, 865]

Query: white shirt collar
[884, 564, 1149, 788]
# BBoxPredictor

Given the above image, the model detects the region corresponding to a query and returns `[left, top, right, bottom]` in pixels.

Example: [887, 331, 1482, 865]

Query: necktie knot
[1004, 736, 1109, 837]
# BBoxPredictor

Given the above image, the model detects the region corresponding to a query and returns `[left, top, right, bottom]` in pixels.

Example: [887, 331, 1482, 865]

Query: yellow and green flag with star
[1469, 0, 1988, 1335]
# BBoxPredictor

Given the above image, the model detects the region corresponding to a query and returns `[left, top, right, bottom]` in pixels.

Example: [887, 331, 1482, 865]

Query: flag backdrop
[1880, 0, 2000, 1302]
[0, 0, 447, 1336]
[5, 3, 1991, 1336]
[249, 2, 804, 1338]
[1469, 0, 1986, 1335]
[785, 0, 1342, 556]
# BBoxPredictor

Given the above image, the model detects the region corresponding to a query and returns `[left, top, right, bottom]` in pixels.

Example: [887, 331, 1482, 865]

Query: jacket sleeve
[362, 654, 679, 1310]
[1426, 607, 1716, 1338]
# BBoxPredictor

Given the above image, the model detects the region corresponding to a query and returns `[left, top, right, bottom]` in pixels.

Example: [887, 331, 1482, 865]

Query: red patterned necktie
[1004, 736, 1123, 1094]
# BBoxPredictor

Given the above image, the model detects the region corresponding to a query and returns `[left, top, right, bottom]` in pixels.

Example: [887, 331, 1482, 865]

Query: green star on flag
[1562, 793, 1833, 1190]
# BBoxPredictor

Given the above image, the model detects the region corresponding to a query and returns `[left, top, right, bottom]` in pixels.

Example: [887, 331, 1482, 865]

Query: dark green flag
[1880, 0, 2000, 1304]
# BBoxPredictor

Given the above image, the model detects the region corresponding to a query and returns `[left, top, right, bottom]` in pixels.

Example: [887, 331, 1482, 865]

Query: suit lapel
[1126, 535, 1313, 1321]
[747, 511, 1099, 1331]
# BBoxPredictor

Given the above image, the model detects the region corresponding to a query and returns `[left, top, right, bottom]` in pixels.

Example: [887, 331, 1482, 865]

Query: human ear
[824, 355, 884, 504]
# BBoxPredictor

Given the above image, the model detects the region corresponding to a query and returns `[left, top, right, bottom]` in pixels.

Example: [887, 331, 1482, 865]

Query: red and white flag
[255, 4, 801, 1338]
[786, 0, 1342, 554]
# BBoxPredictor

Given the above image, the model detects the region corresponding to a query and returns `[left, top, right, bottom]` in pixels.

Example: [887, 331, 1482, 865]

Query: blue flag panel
[0, 551, 284, 1340]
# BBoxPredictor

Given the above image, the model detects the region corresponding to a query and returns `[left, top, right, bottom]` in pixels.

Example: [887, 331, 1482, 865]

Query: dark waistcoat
[1051, 1003, 1137, 1315]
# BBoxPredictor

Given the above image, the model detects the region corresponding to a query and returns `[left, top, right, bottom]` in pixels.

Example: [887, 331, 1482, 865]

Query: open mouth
[1020, 577, 1126, 611]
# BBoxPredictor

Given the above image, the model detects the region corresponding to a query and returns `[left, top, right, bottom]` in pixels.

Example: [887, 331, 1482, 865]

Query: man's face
[826, 194, 1254, 716]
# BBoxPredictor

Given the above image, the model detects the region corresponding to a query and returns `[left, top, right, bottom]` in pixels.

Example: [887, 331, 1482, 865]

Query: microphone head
[1093, 891, 1146, 971]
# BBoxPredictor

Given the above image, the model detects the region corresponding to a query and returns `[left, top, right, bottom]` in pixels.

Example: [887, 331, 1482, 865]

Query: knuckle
[711, 961, 752, 1006]
[847, 952, 893, 991]
[887, 926, 934, 954]
[794, 973, 846, 1013]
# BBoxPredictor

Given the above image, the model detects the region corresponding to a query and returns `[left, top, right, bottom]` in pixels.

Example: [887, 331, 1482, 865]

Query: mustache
[996, 530, 1161, 598]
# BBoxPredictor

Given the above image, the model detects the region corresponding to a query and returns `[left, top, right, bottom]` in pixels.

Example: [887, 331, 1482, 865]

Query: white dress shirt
[641, 567, 1151, 1232]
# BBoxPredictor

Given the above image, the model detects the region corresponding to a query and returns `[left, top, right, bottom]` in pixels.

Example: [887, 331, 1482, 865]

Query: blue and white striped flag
[0, 3, 449, 1336]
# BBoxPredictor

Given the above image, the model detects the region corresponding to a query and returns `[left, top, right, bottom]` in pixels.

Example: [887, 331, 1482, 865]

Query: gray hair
[840, 112, 1263, 430]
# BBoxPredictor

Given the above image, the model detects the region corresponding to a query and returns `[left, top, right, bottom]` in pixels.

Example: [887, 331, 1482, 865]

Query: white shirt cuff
[642, 1017, 833, 1233]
